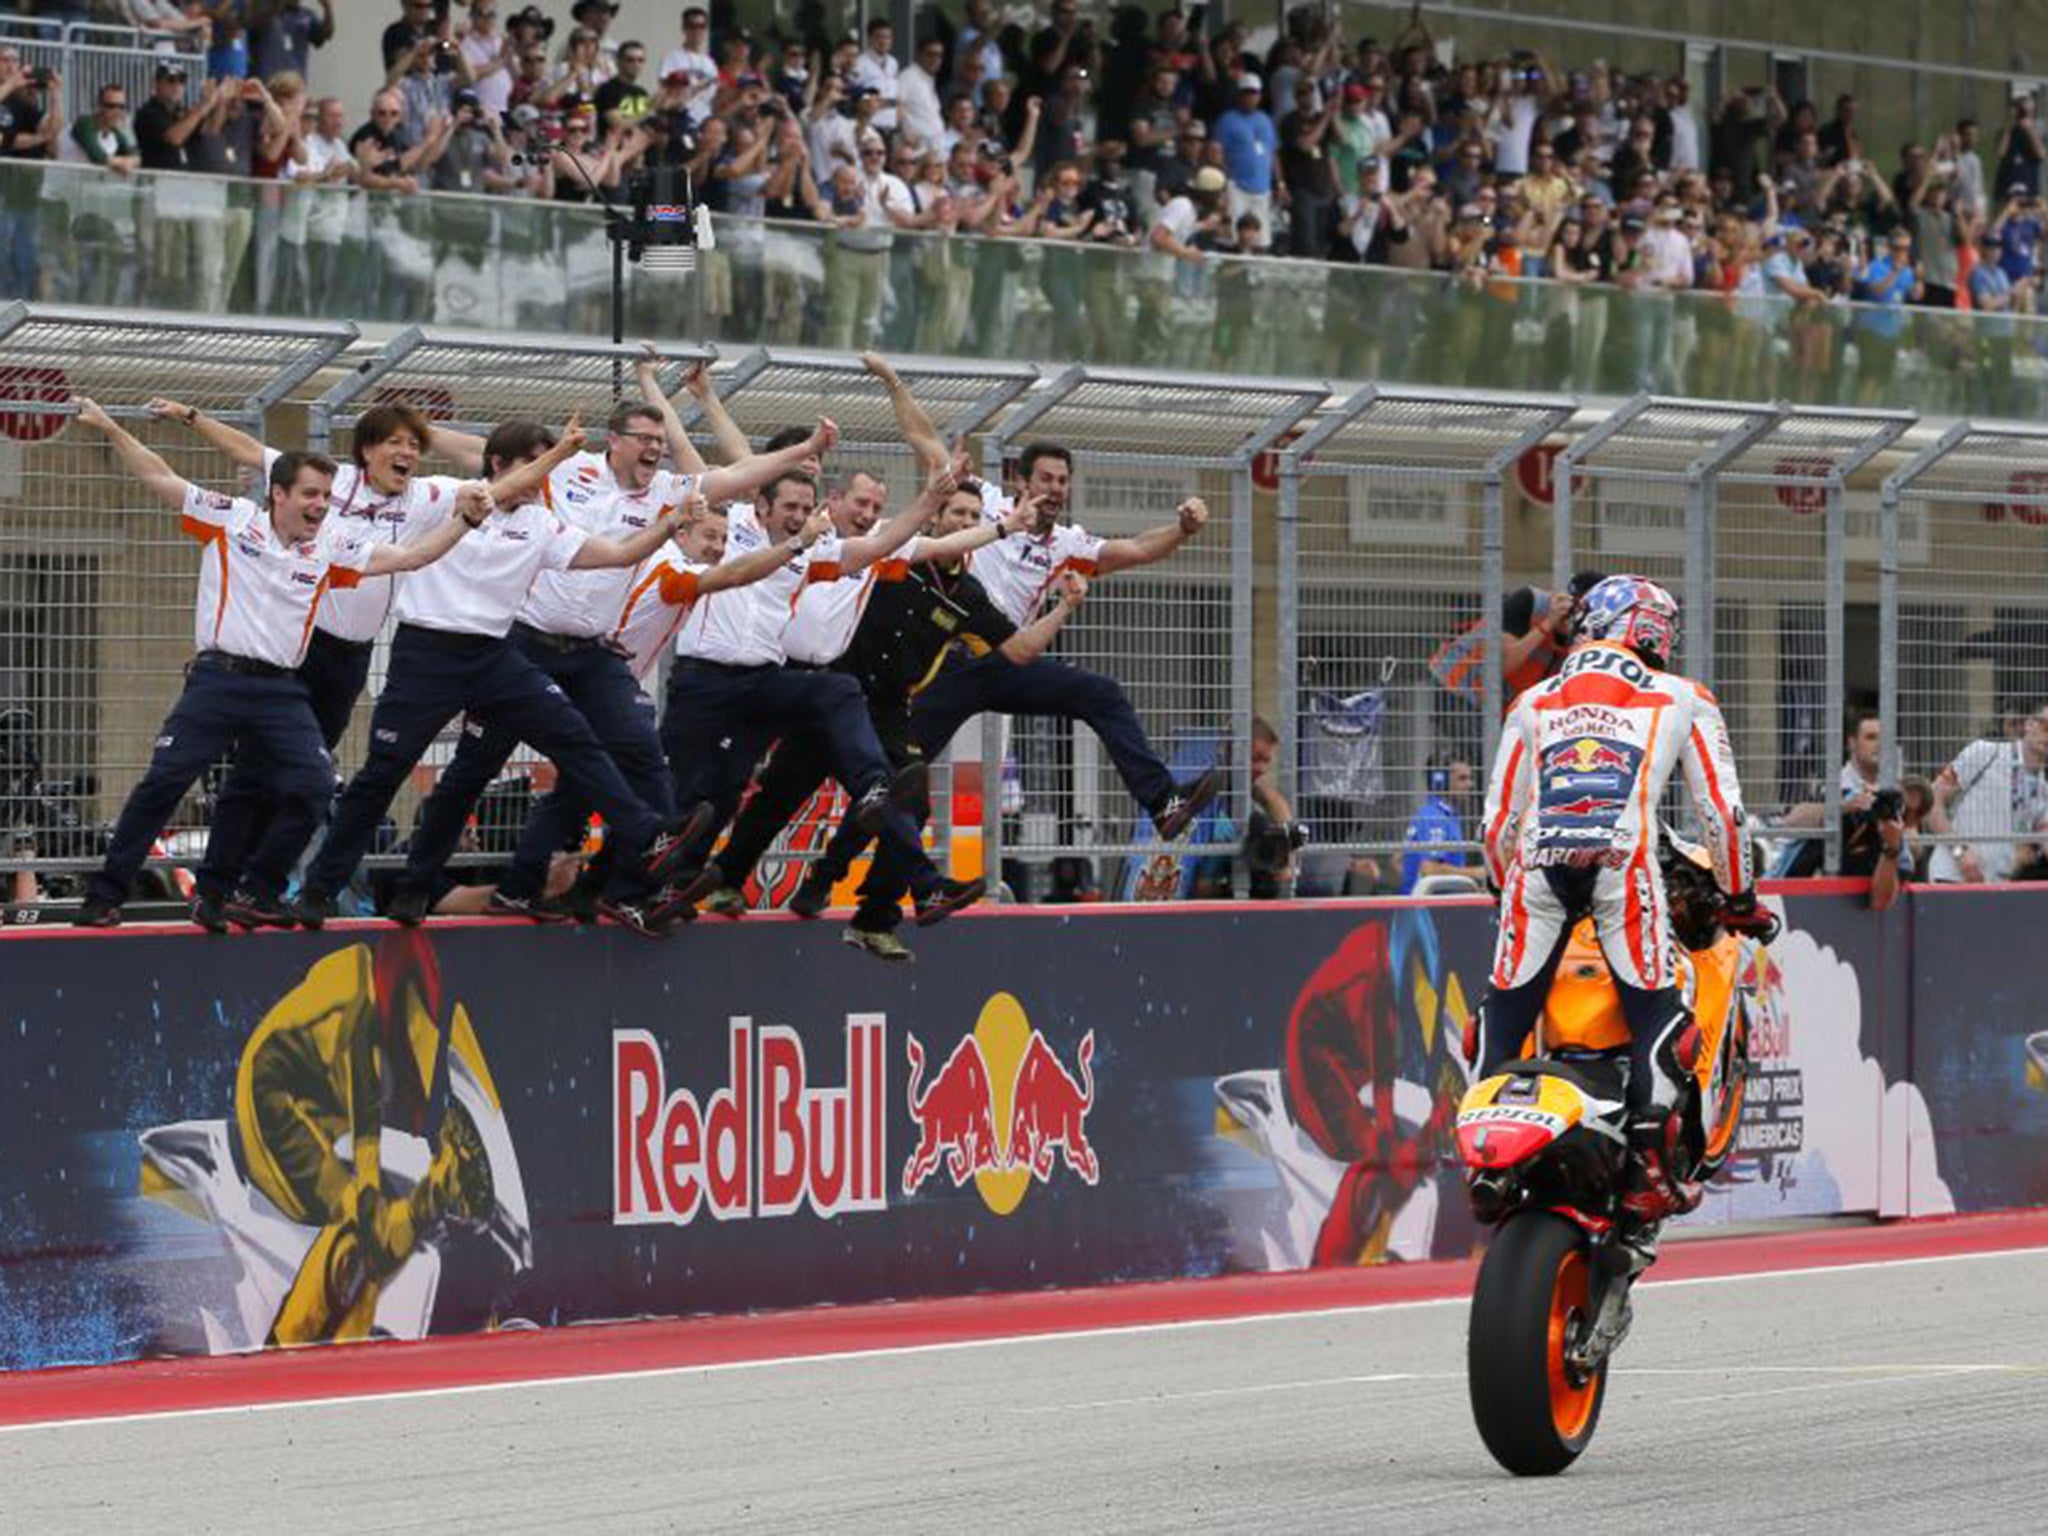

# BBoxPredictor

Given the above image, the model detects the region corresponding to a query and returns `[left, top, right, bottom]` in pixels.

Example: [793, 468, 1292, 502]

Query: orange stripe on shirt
[1690, 721, 1742, 882]
[1485, 736, 1526, 881]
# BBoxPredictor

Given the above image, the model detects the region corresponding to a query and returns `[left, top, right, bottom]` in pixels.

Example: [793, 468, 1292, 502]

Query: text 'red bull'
[613, 1018, 887, 1225]
[902, 1029, 1098, 1195]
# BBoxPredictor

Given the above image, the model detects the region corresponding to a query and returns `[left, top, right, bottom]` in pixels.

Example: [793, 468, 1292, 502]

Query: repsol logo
[1564, 647, 1656, 687]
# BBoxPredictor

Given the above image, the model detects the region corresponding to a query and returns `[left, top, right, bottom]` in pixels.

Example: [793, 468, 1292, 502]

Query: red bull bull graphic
[613, 1018, 888, 1225]
[903, 992, 1099, 1213]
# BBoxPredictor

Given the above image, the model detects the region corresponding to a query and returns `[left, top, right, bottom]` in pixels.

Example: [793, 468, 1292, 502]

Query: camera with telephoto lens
[1869, 786, 1904, 823]
[0, 707, 99, 866]
[1244, 810, 1308, 899]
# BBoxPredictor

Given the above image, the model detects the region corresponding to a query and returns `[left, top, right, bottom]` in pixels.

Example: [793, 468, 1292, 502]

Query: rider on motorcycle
[1476, 575, 1767, 1223]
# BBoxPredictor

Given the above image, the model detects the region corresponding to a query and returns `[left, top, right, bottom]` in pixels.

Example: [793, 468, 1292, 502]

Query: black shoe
[852, 762, 927, 835]
[787, 872, 833, 920]
[225, 888, 298, 930]
[638, 802, 716, 889]
[292, 890, 335, 931]
[700, 887, 748, 918]
[487, 889, 569, 924]
[1151, 767, 1222, 842]
[644, 887, 702, 929]
[913, 875, 986, 929]
[383, 887, 431, 927]
[600, 898, 678, 939]
[189, 893, 230, 935]
[669, 861, 725, 910]
[73, 896, 121, 929]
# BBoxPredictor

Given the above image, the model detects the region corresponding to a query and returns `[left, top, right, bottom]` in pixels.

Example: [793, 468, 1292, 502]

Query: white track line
[2, 1243, 2045, 1439]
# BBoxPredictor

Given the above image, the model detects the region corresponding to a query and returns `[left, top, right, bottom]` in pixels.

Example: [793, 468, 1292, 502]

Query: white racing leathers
[1478, 640, 1753, 1116]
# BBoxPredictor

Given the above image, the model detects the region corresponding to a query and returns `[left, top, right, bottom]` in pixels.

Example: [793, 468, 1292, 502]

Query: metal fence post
[1275, 457, 1301, 815]
[1230, 458, 1255, 898]
[1824, 478, 1847, 874]
[1479, 480, 1504, 779]
[1878, 476, 1902, 791]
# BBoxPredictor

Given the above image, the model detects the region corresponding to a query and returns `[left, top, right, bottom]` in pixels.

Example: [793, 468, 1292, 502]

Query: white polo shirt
[517, 452, 695, 639]
[610, 546, 708, 679]
[180, 484, 373, 669]
[973, 482, 1104, 627]
[782, 538, 920, 666]
[261, 447, 463, 643]
[675, 501, 844, 667]
[393, 494, 587, 638]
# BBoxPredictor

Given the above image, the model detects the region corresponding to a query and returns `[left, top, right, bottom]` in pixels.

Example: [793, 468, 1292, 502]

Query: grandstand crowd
[3, 0, 2046, 315]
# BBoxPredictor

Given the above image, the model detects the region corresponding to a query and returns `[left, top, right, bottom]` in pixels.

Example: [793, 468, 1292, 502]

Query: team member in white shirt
[147, 396, 488, 928]
[68, 400, 482, 928]
[389, 375, 838, 923]
[292, 420, 700, 935]
[491, 495, 835, 919]
[907, 436, 1222, 841]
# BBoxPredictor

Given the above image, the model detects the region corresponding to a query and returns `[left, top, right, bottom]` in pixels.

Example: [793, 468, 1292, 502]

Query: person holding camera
[0, 45, 60, 301]
[429, 87, 511, 193]
[1926, 700, 2048, 884]
[1996, 92, 2043, 200]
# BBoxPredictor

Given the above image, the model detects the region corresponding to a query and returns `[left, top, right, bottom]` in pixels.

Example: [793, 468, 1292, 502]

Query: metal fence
[1276, 386, 1575, 895]
[8, 302, 2048, 899]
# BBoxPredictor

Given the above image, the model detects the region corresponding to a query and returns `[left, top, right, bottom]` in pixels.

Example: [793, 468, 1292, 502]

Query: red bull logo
[903, 992, 1098, 1213]
[612, 1018, 888, 1225]
[1547, 737, 1632, 775]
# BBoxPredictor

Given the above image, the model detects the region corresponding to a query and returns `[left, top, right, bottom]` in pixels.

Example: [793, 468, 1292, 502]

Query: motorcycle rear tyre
[1468, 1211, 1607, 1475]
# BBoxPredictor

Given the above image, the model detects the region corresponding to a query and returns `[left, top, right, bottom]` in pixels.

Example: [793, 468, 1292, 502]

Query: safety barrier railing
[8, 301, 2048, 897]
[15, 156, 2048, 417]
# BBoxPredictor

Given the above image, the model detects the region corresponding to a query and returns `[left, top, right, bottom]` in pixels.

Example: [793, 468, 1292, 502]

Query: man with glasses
[594, 39, 652, 131]
[70, 83, 142, 175]
[659, 7, 718, 124]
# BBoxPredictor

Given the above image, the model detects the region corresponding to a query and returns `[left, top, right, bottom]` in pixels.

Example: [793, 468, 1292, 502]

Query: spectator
[246, 1, 333, 84]
[568, 0, 622, 67]
[1993, 185, 2044, 283]
[135, 64, 211, 172]
[1035, 65, 1094, 179]
[350, 87, 432, 194]
[1242, 716, 1303, 899]
[430, 88, 512, 194]
[69, 82, 141, 174]
[658, 6, 718, 123]
[383, 0, 443, 73]
[1817, 93, 1862, 167]
[1278, 77, 1338, 258]
[1400, 758, 1476, 894]
[1909, 175, 1962, 307]
[1995, 92, 2043, 200]
[252, 69, 307, 179]
[1926, 699, 2048, 883]
[540, 26, 612, 111]
[205, 3, 252, 84]
[898, 36, 947, 153]
[0, 45, 63, 162]
[849, 18, 901, 134]
[1213, 72, 1276, 230]
[456, 2, 516, 118]
[1337, 156, 1406, 263]
[1949, 118, 1986, 215]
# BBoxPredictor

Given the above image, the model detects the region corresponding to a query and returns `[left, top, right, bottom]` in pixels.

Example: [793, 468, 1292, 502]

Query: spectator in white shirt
[658, 6, 717, 123]
[849, 17, 901, 134]
[457, 2, 515, 117]
[896, 35, 946, 153]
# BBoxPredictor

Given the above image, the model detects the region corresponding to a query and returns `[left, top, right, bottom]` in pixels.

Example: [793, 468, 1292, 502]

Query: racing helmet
[1579, 575, 1679, 669]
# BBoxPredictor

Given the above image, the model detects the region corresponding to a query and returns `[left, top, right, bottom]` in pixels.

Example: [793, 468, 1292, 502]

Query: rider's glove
[1721, 891, 1780, 945]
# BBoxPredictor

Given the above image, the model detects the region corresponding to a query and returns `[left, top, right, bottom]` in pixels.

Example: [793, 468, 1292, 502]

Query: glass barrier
[3, 158, 2045, 415]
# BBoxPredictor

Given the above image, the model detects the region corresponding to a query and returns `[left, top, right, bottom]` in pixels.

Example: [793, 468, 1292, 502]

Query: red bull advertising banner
[0, 887, 2028, 1372]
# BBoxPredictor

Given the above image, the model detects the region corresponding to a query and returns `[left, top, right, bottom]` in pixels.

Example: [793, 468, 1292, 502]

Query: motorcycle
[1455, 846, 1773, 1475]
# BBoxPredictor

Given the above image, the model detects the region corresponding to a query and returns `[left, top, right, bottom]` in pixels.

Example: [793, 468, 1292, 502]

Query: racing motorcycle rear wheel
[1468, 1211, 1607, 1475]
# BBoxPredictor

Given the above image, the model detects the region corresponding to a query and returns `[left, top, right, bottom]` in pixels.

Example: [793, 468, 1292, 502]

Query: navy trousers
[397, 625, 675, 902]
[89, 659, 332, 906]
[196, 627, 373, 902]
[303, 624, 666, 902]
[907, 651, 1176, 814]
[660, 661, 938, 896]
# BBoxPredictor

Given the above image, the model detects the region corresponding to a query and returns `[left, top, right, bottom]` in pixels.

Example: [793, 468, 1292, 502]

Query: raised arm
[838, 459, 957, 574]
[150, 398, 267, 469]
[860, 352, 949, 476]
[634, 347, 714, 474]
[75, 399, 190, 508]
[679, 359, 754, 466]
[571, 503, 689, 570]
[697, 506, 834, 593]
[1094, 495, 1208, 576]
[698, 418, 839, 506]
[488, 420, 586, 508]
[998, 570, 1086, 664]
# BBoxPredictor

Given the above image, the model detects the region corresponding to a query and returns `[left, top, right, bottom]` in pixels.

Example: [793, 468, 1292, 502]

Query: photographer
[0, 47, 61, 161]
[1996, 90, 2043, 200]
[428, 88, 511, 193]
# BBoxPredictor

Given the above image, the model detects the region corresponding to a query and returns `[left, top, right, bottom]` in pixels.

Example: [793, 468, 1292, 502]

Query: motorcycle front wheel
[1467, 1210, 1607, 1475]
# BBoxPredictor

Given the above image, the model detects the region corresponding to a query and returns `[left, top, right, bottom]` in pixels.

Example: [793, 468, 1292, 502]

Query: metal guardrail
[4, 306, 2045, 898]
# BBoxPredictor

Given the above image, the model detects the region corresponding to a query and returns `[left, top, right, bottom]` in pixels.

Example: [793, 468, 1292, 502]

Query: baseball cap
[2008, 181, 2033, 196]
[1192, 165, 1227, 193]
[1455, 201, 1484, 221]
[155, 62, 187, 82]
[1342, 81, 1368, 102]
[1620, 212, 1647, 232]
[1236, 73, 1262, 94]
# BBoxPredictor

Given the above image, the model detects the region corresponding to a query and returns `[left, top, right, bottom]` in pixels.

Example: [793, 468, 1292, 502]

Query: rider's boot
[1620, 1112, 1701, 1225]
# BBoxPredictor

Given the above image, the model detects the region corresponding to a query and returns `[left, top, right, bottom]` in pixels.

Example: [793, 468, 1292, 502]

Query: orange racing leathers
[1477, 639, 1753, 1117]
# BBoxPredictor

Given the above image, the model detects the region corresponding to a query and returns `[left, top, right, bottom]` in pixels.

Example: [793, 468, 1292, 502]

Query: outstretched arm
[861, 352, 949, 476]
[1681, 690, 1754, 896]
[698, 418, 838, 506]
[912, 491, 1036, 562]
[697, 506, 835, 593]
[75, 399, 190, 508]
[998, 570, 1086, 664]
[838, 459, 959, 574]
[572, 503, 689, 570]
[485, 420, 586, 509]
[149, 398, 268, 469]
[430, 427, 487, 474]
[682, 358, 754, 466]
[1094, 495, 1209, 576]
[362, 483, 485, 574]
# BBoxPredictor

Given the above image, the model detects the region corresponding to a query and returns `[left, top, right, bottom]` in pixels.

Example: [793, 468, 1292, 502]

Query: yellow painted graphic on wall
[137, 932, 532, 1351]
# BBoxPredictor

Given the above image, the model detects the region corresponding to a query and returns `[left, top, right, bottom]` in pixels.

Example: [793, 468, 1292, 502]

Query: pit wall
[0, 884, 2036, 1371]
